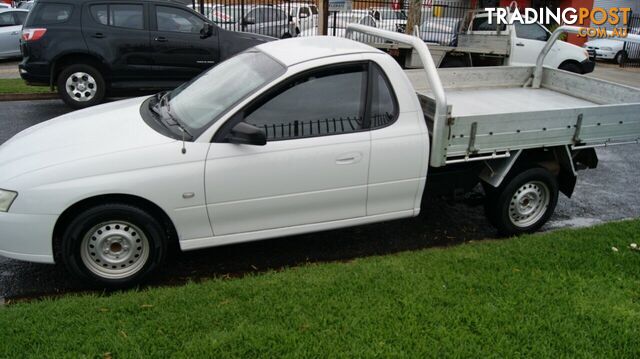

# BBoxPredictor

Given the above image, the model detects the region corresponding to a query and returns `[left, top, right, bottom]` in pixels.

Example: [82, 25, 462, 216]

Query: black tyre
[57, 64, 106, 109]
[485, 167, 559, 236]
[558, 62, 582, 74]
[60, 203, 168, 287]
[615, 51, 627, 65]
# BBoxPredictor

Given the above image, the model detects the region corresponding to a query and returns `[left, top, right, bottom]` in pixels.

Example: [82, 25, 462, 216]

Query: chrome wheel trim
[80, 221, 150, 280]
[508, 181, 550, 228]
[65, 72, 97, 102]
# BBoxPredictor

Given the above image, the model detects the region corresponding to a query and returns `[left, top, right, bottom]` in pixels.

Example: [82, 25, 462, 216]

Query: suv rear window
[28, 3, 73, 25]
[90, 4, 144, 30]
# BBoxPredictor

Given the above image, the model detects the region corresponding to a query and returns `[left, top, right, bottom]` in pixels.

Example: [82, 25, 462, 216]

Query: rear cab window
[26, 3, 74, 26]
[471, 15, 506, 32]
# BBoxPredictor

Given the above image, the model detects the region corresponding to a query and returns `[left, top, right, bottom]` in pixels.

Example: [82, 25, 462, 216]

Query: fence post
[406, 0, 422, 35]
[318, 0, 329, 35]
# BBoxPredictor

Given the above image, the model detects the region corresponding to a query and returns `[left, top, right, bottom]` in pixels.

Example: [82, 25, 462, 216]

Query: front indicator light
[0, 189, 18, 212]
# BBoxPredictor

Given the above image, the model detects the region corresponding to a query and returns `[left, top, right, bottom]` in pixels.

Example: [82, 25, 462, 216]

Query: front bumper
[594, 50, 616, 60]
[0, 212, 57, 264]
[580, 59, 596, 74]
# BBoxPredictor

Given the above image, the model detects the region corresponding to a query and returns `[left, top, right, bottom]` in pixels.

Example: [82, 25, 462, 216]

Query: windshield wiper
[157, 91, 194, 140]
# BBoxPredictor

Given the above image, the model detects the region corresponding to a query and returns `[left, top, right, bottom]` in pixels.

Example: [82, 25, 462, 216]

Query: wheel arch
[51, 52, 111, 90]
[558, 59, 582, 73]
[480, 146, 598, 198]
[52, 194, 179, 263]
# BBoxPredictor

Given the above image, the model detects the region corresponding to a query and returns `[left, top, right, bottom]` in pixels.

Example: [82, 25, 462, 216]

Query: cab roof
[256, 36, 382, 67]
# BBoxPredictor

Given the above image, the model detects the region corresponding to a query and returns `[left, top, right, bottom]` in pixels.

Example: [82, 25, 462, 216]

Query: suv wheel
[57, 64, 106, 109]
[60, 203, 168, 287]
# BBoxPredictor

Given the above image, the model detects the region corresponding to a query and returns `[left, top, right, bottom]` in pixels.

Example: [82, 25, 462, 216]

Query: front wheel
[615, 51, 627, 65]
[57, 64, 106, 109]
[485, 167, 559, 236]
[60, 203, 168, 287]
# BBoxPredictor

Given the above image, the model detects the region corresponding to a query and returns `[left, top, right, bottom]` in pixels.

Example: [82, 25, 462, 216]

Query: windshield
[166, 51, 285, 137]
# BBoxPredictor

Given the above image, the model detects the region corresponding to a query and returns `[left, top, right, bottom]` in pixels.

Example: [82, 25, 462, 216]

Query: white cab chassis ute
[0, 26, 638, 286]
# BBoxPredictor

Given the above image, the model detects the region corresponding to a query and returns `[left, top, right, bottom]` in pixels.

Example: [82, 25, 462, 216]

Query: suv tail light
[22, 28, 47, 42]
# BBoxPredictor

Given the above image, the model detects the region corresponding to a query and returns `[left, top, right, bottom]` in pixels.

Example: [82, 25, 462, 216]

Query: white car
[1, 28, 637, 287]
[286, 2, 318, 34]
[369, 7, 407, 33]
[583, 38, 626, 64]
[0, 8, 28, 59]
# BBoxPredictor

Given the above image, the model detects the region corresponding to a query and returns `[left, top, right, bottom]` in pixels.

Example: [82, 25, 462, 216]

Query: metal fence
[622, 13, 640, 68]
[191, 0, 473, 45]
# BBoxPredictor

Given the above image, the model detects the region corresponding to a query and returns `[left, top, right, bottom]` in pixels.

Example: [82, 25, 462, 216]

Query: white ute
[0, 26, 639, 286]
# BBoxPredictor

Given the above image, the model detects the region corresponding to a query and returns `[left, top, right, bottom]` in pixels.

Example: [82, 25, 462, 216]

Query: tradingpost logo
[484, 7, 632, 38]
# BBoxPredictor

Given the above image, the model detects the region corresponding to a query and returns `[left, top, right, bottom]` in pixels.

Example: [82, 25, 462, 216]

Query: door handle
[516, 42, 525, 47]
[336, 152, 363, 165]
[154, 36, 168, 42]
[91, 33, 104, 39]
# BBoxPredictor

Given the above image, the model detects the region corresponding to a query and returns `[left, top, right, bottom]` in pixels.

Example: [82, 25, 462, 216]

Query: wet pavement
[1, 79, 640, 300]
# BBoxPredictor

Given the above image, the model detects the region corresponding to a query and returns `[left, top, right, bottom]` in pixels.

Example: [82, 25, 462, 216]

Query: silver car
[214, 5, 296, 39]
[0, 8, 28, 59]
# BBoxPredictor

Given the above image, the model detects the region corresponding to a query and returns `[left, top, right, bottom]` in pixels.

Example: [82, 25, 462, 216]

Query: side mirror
[200, 22, 214, 38]
[227, 122, 267, 146]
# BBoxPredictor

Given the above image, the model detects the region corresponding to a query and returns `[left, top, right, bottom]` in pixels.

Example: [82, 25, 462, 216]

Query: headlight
[0, 189, 18, 212]
[600, 47, 613, 51]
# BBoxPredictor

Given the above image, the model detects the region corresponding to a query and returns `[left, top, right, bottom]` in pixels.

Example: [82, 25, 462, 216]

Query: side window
[15, 12, 27, 25]
[157, 6, 204, 33]
[90, 4, 144, 30]
[245, 9, 259, 23]
[30, 3, 73, 25]
[299, 7, 310, 18]
[90, 5, 108, 25]
[0, 12, 15, 26]
[369, 65, 398, 129]
[515, 23, 549, 41]
[471, 16, 506, 31]
[275, 9, 287, 22]
[244, 64, 367, 141]
[360, 15, 375, 27]
[110, 4, 143, 30]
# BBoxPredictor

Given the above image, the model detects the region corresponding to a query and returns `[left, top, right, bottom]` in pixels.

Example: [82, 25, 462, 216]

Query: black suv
[19, 0, 273, 109]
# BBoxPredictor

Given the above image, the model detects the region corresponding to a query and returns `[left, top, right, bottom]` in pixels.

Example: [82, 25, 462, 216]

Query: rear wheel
[485, 167, 559, 236]
[57, 64, 106, 109]
[60, 203, 168, 287]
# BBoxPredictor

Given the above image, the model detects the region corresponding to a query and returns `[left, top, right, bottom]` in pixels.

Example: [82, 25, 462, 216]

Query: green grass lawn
[1, 221, 639, 358]
[0, 78, 52, 94]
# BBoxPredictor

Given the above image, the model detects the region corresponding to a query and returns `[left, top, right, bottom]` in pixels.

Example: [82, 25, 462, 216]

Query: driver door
[510, 22, 551, 66]
[205, 63, 371, 236]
